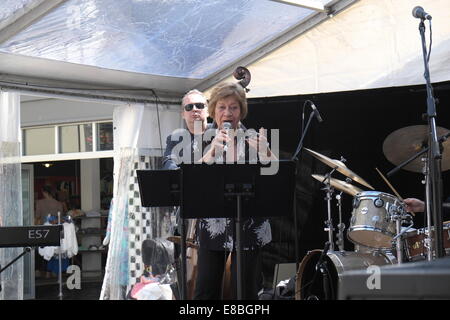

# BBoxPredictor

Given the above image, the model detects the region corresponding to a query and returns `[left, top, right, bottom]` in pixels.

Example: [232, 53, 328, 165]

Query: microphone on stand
[308, 100, 323, 123]
[412, 6, 432, 20]
[222, 121, 232, 152]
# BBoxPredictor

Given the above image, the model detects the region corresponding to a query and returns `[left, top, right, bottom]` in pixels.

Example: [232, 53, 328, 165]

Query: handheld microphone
[222, 121, 232, 152]
[412, 6, 432, 20]
[309, 101, 323, 123]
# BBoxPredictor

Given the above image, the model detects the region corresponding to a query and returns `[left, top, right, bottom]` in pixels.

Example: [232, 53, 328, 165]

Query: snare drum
[348, 191, 403, 249]
[295, 250, 396, 300]
[404, 222, 450, 261]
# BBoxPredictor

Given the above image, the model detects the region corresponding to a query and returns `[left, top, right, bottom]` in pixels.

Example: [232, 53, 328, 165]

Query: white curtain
[100, 104, 144, 300]
[0, 90, 23, 300]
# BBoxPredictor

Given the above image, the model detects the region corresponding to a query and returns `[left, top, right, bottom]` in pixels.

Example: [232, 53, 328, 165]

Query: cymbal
[312, 174, 364, 197]
[382, 125, 450, 172]
[304, 148, 374, 190]
[167, 236, 198, 249]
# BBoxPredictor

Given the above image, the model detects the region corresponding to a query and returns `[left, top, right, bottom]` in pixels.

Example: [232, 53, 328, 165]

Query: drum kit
[295, 125, 450, 300]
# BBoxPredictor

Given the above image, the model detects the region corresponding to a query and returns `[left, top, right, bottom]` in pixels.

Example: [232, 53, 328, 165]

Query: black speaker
[339, 257, 450, 299]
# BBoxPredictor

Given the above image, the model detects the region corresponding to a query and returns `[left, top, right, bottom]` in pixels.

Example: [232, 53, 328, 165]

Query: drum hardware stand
[391, 211, 414, 264]
[391, 215, 403, 264]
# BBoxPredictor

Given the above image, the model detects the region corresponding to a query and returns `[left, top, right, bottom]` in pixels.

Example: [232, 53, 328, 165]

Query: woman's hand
[247, 128, 277, 160]
[200, 128, 231, 163]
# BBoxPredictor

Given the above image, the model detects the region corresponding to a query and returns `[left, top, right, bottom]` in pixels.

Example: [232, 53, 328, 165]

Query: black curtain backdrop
[244, 81, 450, 288]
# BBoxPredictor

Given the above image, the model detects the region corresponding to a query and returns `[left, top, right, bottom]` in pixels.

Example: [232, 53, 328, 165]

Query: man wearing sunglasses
[161, 90, 210, 299]
[162, 89, 209, 170]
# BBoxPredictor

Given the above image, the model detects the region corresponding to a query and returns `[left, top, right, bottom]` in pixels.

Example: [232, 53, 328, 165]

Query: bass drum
[295, 250, 396, 300]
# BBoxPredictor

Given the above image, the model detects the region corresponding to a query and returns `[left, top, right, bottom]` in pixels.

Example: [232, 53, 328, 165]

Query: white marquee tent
[1, 0, 450, 300]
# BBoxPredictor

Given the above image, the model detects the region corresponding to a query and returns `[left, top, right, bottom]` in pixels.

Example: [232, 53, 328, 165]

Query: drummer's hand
[403, 198, 425, 213]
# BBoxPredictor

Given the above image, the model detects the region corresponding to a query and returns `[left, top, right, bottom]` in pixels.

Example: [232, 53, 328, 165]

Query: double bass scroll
[233, 66, 251, 92]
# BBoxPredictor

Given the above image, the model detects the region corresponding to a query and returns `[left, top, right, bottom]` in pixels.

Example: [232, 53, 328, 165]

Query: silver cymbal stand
[334, 157, 347, 252]
[335, 190, 345, 252]
[320, 169, 337, 252]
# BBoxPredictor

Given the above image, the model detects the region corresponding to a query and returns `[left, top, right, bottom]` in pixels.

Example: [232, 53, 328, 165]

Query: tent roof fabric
[0, 0, 345, 98]
[208, 0, 450, 98]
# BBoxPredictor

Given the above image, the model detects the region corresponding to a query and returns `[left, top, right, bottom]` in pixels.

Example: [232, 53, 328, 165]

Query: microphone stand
[292, 111, 316, 271]
[292, 111, 315, 161]
[418, 18, 444, 258]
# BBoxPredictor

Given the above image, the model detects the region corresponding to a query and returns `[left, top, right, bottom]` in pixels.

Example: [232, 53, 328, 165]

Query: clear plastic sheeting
[100, 147, 136, 300]
[127, 238, 176, 300]
[141, 238, 176, 283]
[101, 103, 144, 300]
[0, 0, 40, 25]
[0, 91, 23, 300]
[0, 0, 313, 79]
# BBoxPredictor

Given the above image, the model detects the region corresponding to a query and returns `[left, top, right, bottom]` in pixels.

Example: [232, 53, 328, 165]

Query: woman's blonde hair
[208, 82, 248, 120]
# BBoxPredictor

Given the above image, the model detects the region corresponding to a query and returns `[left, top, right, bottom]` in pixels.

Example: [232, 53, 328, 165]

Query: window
[97, 122, 113, 151]
[23, 127, 55, 155]
[59, 123, 93, 153]
[22, 121, 113, 157]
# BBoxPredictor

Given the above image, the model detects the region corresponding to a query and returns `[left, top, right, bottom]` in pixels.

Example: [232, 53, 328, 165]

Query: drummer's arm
[403, 198, 425, 213]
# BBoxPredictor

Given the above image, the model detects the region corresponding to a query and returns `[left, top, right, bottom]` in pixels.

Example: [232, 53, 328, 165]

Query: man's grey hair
[181, 89, 207, 107]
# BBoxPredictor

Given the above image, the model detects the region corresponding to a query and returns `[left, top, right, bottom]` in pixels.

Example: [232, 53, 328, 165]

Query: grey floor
[35, 277, 102, 300]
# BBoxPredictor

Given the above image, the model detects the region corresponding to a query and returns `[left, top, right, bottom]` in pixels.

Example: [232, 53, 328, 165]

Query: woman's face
[214, 95, 241, 129]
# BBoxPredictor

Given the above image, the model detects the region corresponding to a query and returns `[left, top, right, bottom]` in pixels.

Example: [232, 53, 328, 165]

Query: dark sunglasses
[184, 103, 205, 111]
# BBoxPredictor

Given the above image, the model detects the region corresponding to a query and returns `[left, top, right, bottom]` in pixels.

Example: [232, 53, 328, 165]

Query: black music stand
[136, 169, 186, 299]
[180, 160, 295, 300]
[137, 169, 181, 207]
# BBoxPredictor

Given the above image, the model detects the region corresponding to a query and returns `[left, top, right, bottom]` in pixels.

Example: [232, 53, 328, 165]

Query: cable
[427, 20, 432, 63]
[301, 100, 308, 136]
[427, 20, 435, 99]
